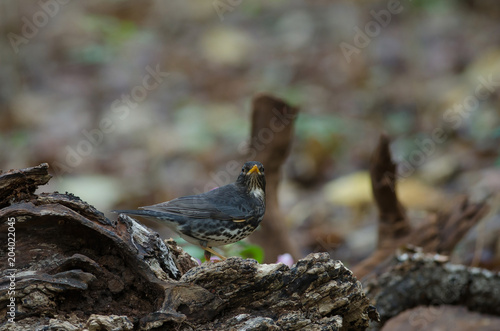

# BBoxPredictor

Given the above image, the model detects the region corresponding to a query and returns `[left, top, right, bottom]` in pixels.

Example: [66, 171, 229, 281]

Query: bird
[113, 161, 266, 262]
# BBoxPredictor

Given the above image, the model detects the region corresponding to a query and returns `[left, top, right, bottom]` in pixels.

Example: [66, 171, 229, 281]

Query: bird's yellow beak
[246, 165, 261, 175]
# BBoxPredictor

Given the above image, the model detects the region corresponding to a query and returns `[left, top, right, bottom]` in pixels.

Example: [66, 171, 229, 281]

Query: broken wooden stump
[0, 164, 377, 330]
[353, 134, 490, 279]
[247, 94, 301, 263]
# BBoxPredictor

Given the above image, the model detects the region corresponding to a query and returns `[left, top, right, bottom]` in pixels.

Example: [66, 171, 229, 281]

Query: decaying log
[0, 164, 377, 330]
[365, 249, 500, 329]
[353, 134, 490, 279]
[176, 253, 378, 330]
[247, 94, 301, 263]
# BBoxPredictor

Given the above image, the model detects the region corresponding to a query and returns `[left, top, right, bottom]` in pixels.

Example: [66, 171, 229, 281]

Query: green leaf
[229, 241, 265, 263]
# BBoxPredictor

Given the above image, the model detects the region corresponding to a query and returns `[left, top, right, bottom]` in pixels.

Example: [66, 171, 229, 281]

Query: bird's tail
[112, 209, 184, 234]
[112, 209, 168, 220]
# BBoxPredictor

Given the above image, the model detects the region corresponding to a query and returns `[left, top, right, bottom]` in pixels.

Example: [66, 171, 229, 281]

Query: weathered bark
[353, 134, 489, 279]
[0, 164, 377, 330]
[247, 94, 301, 263]
[365, 249, 500, 329]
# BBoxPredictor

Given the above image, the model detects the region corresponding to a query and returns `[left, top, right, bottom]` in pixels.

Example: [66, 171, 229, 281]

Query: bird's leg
[201, 245, 226, 262]
[199, 240, 227, 262]
[203, 249, 212, 262]
[204, 247, 226, 261]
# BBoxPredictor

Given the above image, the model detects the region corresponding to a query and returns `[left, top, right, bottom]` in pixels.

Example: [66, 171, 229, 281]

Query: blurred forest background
[1, 0, 499, 267]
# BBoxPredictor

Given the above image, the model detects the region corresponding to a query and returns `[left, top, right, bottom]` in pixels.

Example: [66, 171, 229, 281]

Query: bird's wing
[142, 185, 253, 221]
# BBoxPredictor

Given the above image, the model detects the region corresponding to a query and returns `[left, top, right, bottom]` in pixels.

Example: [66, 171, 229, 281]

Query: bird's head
[236, 161, 266, 197]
